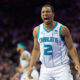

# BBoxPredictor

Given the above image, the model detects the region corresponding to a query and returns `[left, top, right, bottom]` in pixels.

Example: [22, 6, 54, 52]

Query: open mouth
[44, 17, 49, 20]
[43, 17, 49, 23]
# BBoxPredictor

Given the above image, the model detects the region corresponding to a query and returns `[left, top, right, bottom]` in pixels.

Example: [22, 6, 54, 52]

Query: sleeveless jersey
[37, 22, 69, 67]
[20, 50, 31, 68]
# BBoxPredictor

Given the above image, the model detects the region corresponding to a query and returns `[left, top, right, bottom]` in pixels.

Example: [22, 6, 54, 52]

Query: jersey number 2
[44, 45, 52, 55]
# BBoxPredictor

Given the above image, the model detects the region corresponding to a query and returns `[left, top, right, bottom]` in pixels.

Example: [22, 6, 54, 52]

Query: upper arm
[33, 27, 40, 51]
[61, 26, 74, 50]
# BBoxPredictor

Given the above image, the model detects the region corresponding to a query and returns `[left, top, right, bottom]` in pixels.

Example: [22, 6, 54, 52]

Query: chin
[44, 22, 50, 25]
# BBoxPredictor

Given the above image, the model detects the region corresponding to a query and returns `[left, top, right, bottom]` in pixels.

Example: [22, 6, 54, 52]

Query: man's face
[41, 6, 54, 24]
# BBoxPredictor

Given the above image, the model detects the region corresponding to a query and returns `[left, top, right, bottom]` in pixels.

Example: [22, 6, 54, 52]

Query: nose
[43, 12, 48, 17]
[44, 12, 47, 15]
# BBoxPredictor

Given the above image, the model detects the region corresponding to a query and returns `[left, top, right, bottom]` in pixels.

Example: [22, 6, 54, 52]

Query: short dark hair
[41, 4, 54, 13]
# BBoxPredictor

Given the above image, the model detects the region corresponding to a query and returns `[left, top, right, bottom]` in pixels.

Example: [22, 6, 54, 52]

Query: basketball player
[12, 43, 39, 80]
[28, 4, 80, 80]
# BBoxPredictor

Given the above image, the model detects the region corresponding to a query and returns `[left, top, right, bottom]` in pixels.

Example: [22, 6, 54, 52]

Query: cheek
[50, 14, 54, 19]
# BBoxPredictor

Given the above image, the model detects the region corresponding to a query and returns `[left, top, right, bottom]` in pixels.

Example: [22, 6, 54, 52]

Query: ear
[53, 12, 55, 17]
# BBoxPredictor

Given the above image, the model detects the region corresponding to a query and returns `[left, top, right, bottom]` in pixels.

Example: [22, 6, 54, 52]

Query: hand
[28, 67, 33, 79]
[75, 65, 80, 77]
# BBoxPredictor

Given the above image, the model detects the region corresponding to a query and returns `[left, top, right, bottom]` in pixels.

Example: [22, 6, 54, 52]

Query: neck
[44, 21, 56, 30]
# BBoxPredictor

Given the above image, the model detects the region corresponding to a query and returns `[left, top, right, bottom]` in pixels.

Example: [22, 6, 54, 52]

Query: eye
[46, 11, 51, 13]
[42, 11, 45, 13]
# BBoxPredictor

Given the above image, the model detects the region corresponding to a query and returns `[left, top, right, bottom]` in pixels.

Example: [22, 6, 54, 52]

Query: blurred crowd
[0, 0, 80, 80]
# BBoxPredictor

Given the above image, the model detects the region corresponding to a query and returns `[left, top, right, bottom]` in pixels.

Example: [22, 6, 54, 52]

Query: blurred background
[0, 0, 80, 80]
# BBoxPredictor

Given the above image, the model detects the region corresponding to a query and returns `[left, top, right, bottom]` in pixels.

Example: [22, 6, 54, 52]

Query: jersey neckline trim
[43, 22, 58, 32]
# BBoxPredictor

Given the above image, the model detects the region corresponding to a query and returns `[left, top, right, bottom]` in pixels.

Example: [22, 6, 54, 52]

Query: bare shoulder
[33, 26, 39, 37]
[61, 25, 70, 37]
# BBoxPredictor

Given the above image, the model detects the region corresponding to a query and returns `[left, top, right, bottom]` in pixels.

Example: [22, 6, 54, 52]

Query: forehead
[41, 6, 52, 12]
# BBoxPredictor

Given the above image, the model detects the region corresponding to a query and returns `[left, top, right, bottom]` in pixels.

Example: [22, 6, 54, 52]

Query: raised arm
[61, 26, 80, 75]
[28, 26, 40, 79]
